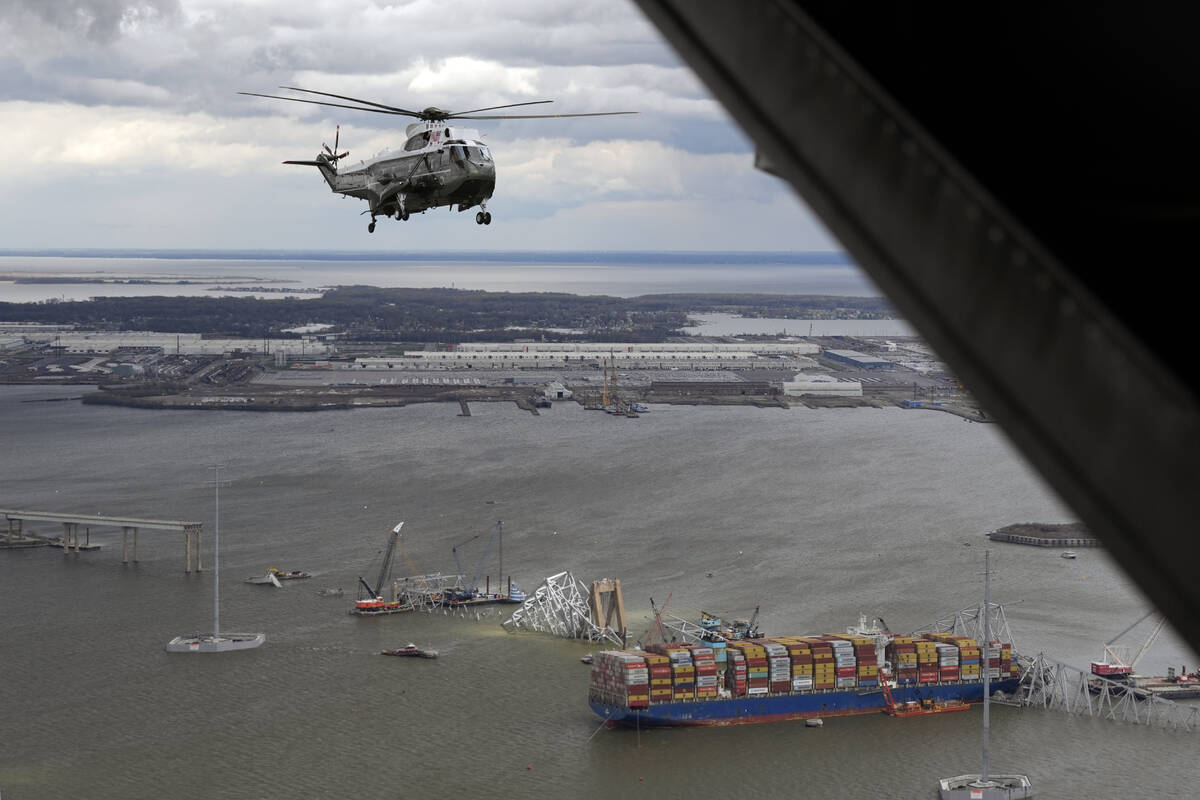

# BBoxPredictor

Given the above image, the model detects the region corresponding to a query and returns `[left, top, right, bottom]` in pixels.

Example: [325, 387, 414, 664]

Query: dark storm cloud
[0, 0, 181, 43]
[1, 1, 682, 114]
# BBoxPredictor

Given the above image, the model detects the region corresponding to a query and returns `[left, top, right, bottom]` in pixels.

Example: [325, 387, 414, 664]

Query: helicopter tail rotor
[285, 126, 348, 172]
[322, 125, 350, 164]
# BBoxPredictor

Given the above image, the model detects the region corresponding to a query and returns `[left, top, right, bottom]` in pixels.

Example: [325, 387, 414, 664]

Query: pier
[2, 509, 204, 572]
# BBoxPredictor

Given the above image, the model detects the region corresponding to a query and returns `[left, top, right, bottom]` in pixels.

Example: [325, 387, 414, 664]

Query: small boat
[581, 653, 594, 664]
[382, 643, 438, 659]
[1061, 551, 1077, 559]
[246, 568, 311, 586]
[269, 569, 312, 580]
[891, 698, 970, 717]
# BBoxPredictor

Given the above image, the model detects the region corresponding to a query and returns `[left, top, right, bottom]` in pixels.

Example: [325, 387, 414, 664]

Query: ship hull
[590, 678, 1021, 727]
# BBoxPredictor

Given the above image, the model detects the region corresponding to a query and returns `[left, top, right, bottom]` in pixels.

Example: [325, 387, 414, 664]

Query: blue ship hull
[590, 678, 1021, 727]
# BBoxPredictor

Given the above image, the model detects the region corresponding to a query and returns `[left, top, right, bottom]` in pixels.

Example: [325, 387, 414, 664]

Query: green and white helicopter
[240, 86, 635, 233]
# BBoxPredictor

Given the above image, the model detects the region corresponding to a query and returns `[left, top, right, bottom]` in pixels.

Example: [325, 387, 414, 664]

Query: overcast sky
[0, 0, 841, 251]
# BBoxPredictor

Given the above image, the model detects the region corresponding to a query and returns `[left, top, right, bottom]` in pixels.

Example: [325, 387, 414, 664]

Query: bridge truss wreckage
[502, 571, 626, 646]
[914, 600, 1019, 651]
[1015, 652, 1200, 732]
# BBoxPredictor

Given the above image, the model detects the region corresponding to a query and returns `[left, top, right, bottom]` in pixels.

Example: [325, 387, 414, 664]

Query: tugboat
[381, 643, 438, 659]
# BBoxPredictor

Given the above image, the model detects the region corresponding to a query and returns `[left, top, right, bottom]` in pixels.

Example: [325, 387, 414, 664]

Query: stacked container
[825, 636, 859, 689]
[728, 640, 769, 694]
[1003, 642, 1017, 678]
[726, 648, 748, 695]
[779, 638, 814, 692]
[916, 637, 940, 683]
[927, 633, 984, 683]
[959, 640, 981, 681]
[888, 636, 921, 685]
[936, 642, 960, 681]
[761, 640, 792, 693]
[590, 651, 650, 708]
[645, 653, 674, 704]
[667, 646, 695, 700]
[691, 645, 719, 699]
[808, 638, 836, 689]
[850, 636, 879, 687]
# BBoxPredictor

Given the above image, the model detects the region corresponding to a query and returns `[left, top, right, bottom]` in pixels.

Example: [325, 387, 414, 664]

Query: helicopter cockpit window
[450, 145, 466, 162]
[465, 146, 492, 163]
[404, 136, 425, 152]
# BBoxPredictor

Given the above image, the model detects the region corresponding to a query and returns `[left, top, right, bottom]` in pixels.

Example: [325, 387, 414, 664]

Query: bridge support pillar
[62, 521, 79, 552]
[184, 527, 202, 573]
[122, 526, 140, 564]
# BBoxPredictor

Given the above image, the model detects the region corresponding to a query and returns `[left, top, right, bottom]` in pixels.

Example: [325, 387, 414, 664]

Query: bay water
[1, 384, 1196, 798]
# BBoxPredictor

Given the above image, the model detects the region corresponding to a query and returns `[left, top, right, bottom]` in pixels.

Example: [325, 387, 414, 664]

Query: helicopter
[239, 86, 636, 233]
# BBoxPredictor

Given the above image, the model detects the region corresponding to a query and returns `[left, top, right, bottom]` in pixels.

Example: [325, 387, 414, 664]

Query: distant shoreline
[0, 249, 854, 265]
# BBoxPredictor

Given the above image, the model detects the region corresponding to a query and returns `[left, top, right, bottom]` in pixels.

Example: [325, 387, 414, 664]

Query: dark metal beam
[633, 0, 1200, 648]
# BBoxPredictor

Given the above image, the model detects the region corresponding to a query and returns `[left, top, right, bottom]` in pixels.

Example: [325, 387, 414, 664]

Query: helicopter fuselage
[246, 85, 634, 233]
[306, 122, 495, 229]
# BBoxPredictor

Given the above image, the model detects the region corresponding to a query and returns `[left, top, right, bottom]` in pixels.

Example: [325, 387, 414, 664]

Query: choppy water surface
[1, 386, 1196, 799]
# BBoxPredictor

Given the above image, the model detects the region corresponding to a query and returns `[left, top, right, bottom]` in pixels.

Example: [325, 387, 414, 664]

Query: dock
[986, 522, 1098, 548]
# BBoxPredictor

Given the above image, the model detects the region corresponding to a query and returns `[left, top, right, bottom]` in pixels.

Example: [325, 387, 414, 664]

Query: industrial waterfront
[2, 382, 1197, 798]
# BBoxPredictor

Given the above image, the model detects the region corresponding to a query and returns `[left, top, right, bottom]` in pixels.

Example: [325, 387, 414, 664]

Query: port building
[822, 349, 893, 369]
[15, 330, 332, 357]
[353, 342, 818, 371]
[782, 373, 864, 397]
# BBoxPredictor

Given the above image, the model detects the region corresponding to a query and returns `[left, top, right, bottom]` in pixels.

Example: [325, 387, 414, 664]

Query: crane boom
[1094, 610, 1166, 677]
[451, 532, 480, 582]
[470, 520, 502, 593]
[1128, 615, 1167, 670]
[372, 522, 402, 597]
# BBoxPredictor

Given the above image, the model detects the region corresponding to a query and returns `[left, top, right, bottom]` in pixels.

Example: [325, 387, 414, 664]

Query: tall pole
[497, 520, 503, 596]
[213, 465, 221, 638]
[982, 548, 991, 783]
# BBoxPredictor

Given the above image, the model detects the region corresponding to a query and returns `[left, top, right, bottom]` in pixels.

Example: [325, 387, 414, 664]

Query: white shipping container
[747, 687, 769, 695]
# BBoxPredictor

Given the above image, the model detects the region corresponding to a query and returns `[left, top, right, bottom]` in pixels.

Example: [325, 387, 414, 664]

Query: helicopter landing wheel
[368, 221, 376, 233]
[400, 211, 409, 221]
[475, 211, 485, 225]
[483, 212, 492, 225]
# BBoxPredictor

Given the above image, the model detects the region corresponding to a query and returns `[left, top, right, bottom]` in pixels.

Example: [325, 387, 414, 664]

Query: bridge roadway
[1, 509, 204, 572]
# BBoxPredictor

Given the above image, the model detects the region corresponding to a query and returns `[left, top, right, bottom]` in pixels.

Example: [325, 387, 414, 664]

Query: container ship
[589, 631, 1020, 727]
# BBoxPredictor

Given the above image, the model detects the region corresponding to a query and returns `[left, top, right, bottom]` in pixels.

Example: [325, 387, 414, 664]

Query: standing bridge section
[2, 509, 204, 572]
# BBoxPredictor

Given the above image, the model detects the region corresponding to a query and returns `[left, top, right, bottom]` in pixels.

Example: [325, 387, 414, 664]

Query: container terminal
[3, 332, 986, 419]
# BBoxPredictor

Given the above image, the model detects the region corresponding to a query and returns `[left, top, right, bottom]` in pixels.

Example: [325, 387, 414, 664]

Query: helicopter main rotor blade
[278, 86, 424, 117]
[446, 100, 555, 116]
[238, 91, 413, 117]
[454, 111, 639, 119]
